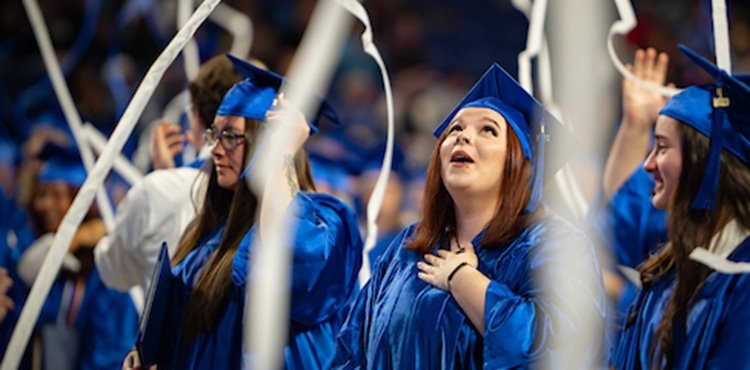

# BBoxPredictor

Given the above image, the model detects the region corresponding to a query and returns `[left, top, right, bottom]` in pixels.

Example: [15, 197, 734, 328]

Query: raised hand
[151, 120, 186, 170]
[622, 48, 671, 130]
[264, 95, 311, 157]
[603, 48, 673, 199]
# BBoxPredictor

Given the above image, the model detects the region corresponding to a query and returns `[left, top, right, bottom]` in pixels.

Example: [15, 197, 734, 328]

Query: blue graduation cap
[434, 63, 570, 212]
[217, 54, 341, 135]
[659, 44, 750, 210]
[36, 142, 87, 188]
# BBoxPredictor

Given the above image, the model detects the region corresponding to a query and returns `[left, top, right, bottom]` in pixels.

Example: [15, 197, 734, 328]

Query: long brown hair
[172, 118, 317, 341]
[406, 120, 534, 254]
[638, 124, 750, 368]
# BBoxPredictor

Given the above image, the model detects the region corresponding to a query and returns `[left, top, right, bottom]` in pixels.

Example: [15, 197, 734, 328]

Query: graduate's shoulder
[296, 191, 358, 221]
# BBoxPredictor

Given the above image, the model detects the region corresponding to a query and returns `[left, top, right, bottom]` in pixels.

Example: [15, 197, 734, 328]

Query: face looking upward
[439, 107, 508, 203]
[208, 115, 247, 189]
[644, 115, 683, 210]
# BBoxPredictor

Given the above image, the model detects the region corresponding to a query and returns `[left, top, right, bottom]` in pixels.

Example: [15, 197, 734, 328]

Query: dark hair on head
[635, 123, 750, 368]
[188, 55, 244, 128]
[406, 120, 534, 254]
[172, 117, 317, 341]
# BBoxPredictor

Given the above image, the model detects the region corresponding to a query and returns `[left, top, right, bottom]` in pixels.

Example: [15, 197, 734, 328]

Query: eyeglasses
[204, 126, 246, 151]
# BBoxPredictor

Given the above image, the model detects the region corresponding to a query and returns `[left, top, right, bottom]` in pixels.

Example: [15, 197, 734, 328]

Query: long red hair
[406, 121, 534, 254]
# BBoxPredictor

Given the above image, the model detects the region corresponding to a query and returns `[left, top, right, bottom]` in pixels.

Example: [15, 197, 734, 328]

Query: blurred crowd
[0, 0, 749, 367]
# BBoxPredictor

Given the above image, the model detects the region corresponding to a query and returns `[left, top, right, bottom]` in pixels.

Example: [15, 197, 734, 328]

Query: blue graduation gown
[76, 270, 139, 370]
[0, 189, 33, 361]
[37, 268, 139, 370]
[160, 192, 363, 369]
[0, 246, 30, 365]
[587, 168, 668, 348]
[590, 168, 667, 268]
[367, 230, 400, 271]
[333, 215, 605, 369]
[612, 236, 750, 369]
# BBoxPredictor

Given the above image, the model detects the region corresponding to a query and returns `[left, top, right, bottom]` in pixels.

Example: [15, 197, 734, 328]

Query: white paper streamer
[711, 0, 732, 73]
[514, 0, 589, 219]
[243, 1, 350, 368]
[82, 123, 144, 185]
[22, 0, 116, 232]
[332, 0, 395, 283]
[540, 0, 610, 367]
[607, 0, 681, 97]
[1, 2, 220, 368]
[179, 0, 200, 81]
[516, 0, 547, 94]
[210, 3, 253, 58]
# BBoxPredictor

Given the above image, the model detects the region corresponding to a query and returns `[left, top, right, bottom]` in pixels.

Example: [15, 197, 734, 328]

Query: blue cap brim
[221, 54, 341, 134]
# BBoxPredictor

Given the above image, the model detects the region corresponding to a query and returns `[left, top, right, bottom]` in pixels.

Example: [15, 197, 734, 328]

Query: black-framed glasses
[204, 126, 246, 151]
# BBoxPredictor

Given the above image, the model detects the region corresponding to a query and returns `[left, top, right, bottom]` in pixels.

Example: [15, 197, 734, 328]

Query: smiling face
[31, 181, 74, 233]
[209, 115, 247, 189]
[644, 115, 683, 210]
[439, 106, 508, 202]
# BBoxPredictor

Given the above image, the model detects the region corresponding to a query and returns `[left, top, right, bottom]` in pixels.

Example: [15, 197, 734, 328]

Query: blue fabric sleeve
[332, 226, 413, 369]
[330, 282, 370, 370]
[287, 192, 363, 327]
[483, 221, 606, 368]
[590, 167, 668, 268]
[703, 276, 750, 368]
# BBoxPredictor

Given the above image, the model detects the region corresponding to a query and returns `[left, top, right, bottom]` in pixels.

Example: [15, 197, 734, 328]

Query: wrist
[447, 262, 472, 292]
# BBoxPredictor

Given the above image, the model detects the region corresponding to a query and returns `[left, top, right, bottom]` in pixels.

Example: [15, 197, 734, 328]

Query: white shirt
[94, 166, 206, 293]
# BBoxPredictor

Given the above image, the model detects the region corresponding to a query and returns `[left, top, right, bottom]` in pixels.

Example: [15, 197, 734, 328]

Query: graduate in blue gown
[333, 64, 605, 369]
[18, 143, 138, 369]
[594, 48, 672, 269]
[123, 55, 362, 370]
[612, 45, 750, 369]
[0, 186, 34, 365]
[586, 49, 671, 348]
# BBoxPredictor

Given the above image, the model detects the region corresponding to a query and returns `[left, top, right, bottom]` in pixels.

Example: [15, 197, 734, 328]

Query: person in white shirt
[94, 55, 243, 296]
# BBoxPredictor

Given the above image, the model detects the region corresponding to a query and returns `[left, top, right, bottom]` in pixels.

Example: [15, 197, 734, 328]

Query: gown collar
[689, 219, 750, 274]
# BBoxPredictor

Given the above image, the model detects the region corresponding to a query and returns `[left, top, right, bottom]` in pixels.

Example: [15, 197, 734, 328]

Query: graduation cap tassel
[690, 0, 731, 210]
[691, 86, 728, 210]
